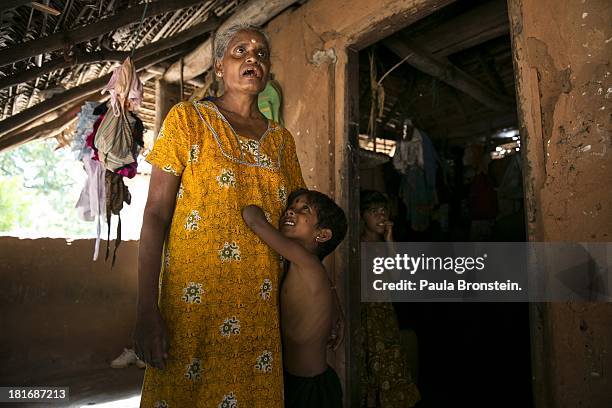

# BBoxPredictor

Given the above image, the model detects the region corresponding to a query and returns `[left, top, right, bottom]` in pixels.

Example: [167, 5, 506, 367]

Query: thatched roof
[0, 0, 241, 151]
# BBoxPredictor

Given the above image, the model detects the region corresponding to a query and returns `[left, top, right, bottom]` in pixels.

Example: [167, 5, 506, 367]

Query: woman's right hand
[134, 167, 179, 370]
[133, 307, 169, 370]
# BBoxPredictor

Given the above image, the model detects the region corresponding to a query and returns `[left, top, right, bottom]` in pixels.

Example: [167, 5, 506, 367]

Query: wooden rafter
[0, 39, 200, 138]
[0, 17, 219, 91]
[383, 36, 514, 112]
[30, 2, 61, 16]
[0, 95, 94, 152]
[0, 51, 127, 91]
[411, 0, 509, 58]
[0, 0, 33, 14]
[0, 67, 168, 152]
[0, 0, 208, 68]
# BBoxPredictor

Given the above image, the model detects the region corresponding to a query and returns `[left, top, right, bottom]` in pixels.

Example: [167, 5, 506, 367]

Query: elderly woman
[134, 24, 304, 407]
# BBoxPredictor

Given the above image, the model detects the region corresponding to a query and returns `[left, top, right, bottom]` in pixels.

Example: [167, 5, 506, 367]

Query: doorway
[347, 0, 532, 406]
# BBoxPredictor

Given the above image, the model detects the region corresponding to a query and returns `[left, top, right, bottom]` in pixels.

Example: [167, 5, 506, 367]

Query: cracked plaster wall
[509, 0, 611, 406]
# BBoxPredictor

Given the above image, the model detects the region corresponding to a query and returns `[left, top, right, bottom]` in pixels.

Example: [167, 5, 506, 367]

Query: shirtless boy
[242, 188, 347, 407]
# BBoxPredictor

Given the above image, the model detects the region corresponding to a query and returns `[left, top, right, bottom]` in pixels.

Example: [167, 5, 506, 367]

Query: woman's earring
[216, 71, 223, 77]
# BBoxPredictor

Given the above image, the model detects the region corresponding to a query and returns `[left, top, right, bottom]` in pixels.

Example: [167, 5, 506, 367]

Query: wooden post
[154, 79, 181, 137]
[342, 47, 362, 408]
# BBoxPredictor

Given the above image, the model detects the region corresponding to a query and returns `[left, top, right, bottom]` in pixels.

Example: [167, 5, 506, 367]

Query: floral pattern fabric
[140, 101, 305, 407]
[360, 303, 421, 407]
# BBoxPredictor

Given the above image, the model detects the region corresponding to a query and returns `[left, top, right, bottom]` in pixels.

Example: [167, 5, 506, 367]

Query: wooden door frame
[337, 1, 542, 406]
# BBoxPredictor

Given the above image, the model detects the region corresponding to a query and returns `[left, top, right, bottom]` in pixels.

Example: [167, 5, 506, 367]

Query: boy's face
[280, 194, 319, 243]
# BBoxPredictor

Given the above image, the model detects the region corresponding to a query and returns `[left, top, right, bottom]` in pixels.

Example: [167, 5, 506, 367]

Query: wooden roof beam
[0, 51, 128, 91]
[383, 37, 514, 112]
[0, 68, 165, 152]
[413, 0, 510, 57]
[0, 17, 219, 91]
[30, 2, 61, 16]
[145, 63, 206, 87]
[0, 0, 33, 14]
[0, 0, 209, 68]
[0, 39, 200, 138]
[0, 95, 95, 152]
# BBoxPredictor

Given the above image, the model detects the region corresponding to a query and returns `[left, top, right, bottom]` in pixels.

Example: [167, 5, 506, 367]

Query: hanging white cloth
[101, 56, 143, 115]
[75, 150, 107, 260]
[393, 128, 424, 174]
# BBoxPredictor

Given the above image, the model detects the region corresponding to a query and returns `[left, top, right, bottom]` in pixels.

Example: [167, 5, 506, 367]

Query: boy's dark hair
[287, 188, 347, 260]
[360, 190, 389, 215]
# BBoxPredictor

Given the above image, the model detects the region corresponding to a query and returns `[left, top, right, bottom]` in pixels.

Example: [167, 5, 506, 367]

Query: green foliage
[0, 139, 94, 237]
[0, 175, 31, 230]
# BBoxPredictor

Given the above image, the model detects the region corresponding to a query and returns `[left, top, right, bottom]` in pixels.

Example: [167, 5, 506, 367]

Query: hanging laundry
[86, 107, 144, 178]
[75, 150, 106, 260]
[71, 101, 100, 161]
[73, 101, 106, 261]
[393, 128, 424, 173]
[74, 57, 145, 264]
[397, 130, 439, 232]
[102, 56, 143, 115]
[85, 114, 104, 161]
[105, 170, 132, 267]
[95, 57, 143, 172]
[109, 113, 144, 179]
[95, 110, 136, 171]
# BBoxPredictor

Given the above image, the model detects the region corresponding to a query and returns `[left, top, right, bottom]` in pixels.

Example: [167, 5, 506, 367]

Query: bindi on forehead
[230, 38, 268, 50]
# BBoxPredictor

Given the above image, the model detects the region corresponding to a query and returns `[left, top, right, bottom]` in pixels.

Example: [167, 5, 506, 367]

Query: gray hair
[213, 23, 270, 63]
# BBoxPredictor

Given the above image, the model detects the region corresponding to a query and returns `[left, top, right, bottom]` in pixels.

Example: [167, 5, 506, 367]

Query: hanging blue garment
[398, 130, 438, 231]
[71, 101, 100, 161]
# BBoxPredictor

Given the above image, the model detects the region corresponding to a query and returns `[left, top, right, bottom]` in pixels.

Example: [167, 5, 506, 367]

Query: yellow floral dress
[141, 100, 304, 408]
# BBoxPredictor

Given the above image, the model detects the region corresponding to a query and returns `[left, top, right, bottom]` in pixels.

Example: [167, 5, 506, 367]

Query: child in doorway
[242, 188, 347, 408]
[360, 190, 420, 407]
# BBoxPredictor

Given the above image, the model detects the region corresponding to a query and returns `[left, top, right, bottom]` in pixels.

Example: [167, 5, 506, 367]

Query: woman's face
[362, 205, 389, 236]
[217, 29, 270, 95]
